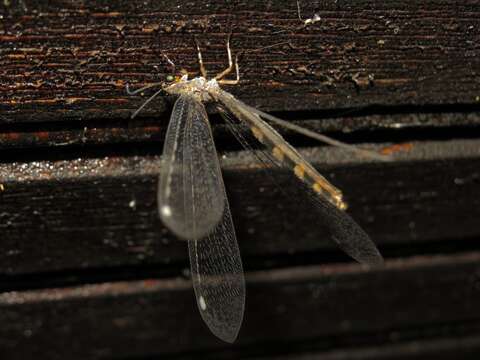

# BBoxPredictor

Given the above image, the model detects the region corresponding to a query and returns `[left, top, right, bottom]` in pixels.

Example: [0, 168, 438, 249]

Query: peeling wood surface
[0, 0, 479, 125]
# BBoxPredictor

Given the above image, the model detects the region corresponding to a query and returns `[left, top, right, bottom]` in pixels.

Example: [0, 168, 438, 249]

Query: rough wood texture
[1, 1, 480, 359]
[0, 139, 479, 276]
[1, 253, 480, 360]
[0, 0, 479, 126]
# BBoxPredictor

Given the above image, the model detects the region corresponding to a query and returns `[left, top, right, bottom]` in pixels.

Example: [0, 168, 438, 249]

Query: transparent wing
[189, 198, 245, 343]
[244, 103, 393, 162]
[158, 94, 225, 240]
[215, 90, 383, 266]
[158, 93, 245, 343]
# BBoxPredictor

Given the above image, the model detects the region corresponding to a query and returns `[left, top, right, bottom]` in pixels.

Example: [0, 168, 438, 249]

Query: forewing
[189, 199, 245, 343]
[158, 94, 225, 240]
[216, 92, 383, 266]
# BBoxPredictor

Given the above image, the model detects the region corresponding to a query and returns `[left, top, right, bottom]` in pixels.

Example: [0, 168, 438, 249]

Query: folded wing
[215, 90, 383, 266]
[158, 94, 225, 240]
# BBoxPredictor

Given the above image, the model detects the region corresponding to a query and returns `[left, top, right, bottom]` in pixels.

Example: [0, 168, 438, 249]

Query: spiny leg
[194, 37, 208, 78]
[215, 34, 237, 82]
[218, 53, 240, 85]
[218, 41, 292, 85]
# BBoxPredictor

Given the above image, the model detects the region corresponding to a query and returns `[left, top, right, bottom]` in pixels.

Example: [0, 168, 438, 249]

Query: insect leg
[217, 54, 240, 85]
[125, 82, 163, 96]
[161, 52, 176, 73]
[130, 88, 164, 119]
[194, 37, 208, 78]
[215, 34, 240, 84]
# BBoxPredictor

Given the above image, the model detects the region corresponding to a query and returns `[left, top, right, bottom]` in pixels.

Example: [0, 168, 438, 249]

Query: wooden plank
[248, 334, 480, 360]
[0, 139, 479, 276]
[1, 252, 480, 359]
[1, 1, 480, 358]
[1, 109, 480, 150]
[0, 1, 479, 124]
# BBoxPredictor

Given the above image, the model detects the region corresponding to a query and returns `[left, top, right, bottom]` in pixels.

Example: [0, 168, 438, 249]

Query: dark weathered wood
[0, 0, 479, 124]
[1, 252, 480, 360]
[249, 334, 480, 360]
[1, 109, 480, 150]
[0, 139, 479, 276]
[1, 1, 480, 358]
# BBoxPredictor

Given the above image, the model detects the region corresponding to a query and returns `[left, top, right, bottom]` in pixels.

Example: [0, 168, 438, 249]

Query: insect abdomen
[250, 126, 347, 210]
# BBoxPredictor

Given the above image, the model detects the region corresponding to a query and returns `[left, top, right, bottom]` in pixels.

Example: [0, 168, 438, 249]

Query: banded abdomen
[216, 90, 347, 211]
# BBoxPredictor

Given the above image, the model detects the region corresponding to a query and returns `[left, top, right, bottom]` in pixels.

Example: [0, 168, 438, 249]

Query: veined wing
[158, 93, 245, 342]
[215, 90, 383, 266]
[158, 93, 225, 240]
[216, 91, 346, 210]
[243, 103, 392, 162]
[189, 197, 245, 343]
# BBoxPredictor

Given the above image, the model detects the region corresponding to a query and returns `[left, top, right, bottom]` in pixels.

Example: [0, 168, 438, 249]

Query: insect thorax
[165, 76, 221, 102]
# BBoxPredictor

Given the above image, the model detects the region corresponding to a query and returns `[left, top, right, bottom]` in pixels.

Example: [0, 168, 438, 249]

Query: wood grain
[1, 252, 480, 359]
[0, 0, 479, 125]
[1, 139, 479, 277]
[1, 1, 480, 358]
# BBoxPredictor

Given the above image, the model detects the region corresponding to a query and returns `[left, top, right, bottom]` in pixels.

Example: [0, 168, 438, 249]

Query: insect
[297, 0, 321, 26]
[127, 38, 386, 343]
